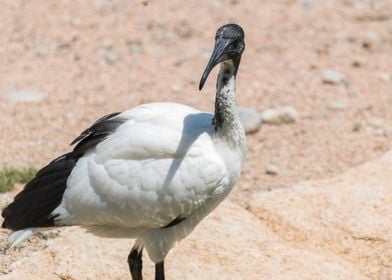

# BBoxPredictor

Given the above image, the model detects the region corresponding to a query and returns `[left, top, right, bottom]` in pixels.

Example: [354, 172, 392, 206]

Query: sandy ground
[0, 0, 391, 277]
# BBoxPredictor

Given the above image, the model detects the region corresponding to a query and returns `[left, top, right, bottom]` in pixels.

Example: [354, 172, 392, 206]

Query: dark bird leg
[128, 245, 143, 280]
[155, 261, 165, 280]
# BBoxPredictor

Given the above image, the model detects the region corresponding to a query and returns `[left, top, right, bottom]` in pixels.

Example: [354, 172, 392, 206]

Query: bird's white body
[10, 101, 247, 263]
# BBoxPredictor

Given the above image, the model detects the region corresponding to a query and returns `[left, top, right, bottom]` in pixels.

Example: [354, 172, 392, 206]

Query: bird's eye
[231, 40, 240, 49]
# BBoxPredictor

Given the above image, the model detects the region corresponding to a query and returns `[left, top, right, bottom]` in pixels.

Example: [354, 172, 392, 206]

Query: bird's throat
[213, 60, 240, 135]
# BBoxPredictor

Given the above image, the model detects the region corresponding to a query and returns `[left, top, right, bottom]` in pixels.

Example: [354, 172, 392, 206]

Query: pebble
[361, 31, 382, 50]
[64, 112, 75, 120]
[103, 46, 119, 64]
[352, 122, 361, 132]
[367, 117, 384, 129]
[261, 107, 299, 125]
[379, 72, 391, 82]
[3, 90, 47, 103]
[54, 41, 72, 51]
[126, 39, 142, 54]
[374, 129, 386, 137]
[351, 57, 366, 68]
[327, 100, 347, 111]
[322, 69, 343, 84]
[174, 57, 187, 67]
[302, 0, 314, 10]
[238, 107, 262, 133]
[35, 46, 47, 58]
[265, 164, 279, 175]
[171, 85, 181, 93]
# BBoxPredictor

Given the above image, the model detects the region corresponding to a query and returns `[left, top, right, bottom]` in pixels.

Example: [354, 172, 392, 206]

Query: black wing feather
[1, 112, 127, 231]
[71, 112, 126, 155]
[1, 153, 77, 230]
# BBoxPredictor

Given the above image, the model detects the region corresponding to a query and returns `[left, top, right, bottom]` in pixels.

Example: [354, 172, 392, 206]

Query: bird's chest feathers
[213, 139, 246, 188]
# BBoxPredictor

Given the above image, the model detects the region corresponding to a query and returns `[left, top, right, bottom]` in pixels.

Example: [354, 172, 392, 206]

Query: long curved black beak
[199, 38, 231, 91]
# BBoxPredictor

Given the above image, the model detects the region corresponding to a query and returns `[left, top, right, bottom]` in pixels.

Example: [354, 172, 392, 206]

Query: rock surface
[250, 151, 392, 279]
[3, 150, 392, 279]
[0, 202, 367, 280]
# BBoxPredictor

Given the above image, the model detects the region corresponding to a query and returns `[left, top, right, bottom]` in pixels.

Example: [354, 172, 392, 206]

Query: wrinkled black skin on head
[199, 24, 245, 90]
[215, 24, 245, 54]
[216, 23, 245, 39]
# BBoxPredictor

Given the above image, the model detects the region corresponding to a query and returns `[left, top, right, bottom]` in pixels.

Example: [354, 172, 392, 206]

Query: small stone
[379, 72, 391, 82]
[171, 85, 181, 93]
[322, 69, 344, 84]
[352, 122, 361, 132]
[65, 112, 75, 119]
[11, 33, 23, 42]
[361, 31, 382, 50]
[351, 57, 366, 68]
[327, 100, 347, 111]
[103, 46, 118, 64]
[367, 117, 384, 128]
[54, 42, 72, 51]
[126, 39, 142, 54]
[3, 90, 47, 103]
[265, 164, 279, 175]
[174, 57, 187, 67]
[302, 0, 314, 10]
[35, 46, 47, 57]
[374, 129, 386, 137]
[238, 107, 262, 134]
[261, 107, 299, 125]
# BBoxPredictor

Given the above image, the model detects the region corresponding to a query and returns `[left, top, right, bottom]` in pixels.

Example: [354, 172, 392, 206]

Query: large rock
[4, 150, 392, 279]
[0, 201, 366, 279]
[250, 151, 392, 279]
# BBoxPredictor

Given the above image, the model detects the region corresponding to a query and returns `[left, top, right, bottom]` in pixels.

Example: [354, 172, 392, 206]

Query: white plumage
[3, 24, 247, 280]
[53, 103, 245, 262]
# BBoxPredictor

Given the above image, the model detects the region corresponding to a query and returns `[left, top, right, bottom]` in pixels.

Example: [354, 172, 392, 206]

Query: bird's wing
[57, 103, 229, 229]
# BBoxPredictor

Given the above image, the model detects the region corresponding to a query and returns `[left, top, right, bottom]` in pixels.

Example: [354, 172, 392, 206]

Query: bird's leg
[128, 244, 143, 280]
[155, 261, 165, 280]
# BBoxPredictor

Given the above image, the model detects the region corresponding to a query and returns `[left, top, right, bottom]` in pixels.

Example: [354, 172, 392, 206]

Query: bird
[1, 23, 246, 280]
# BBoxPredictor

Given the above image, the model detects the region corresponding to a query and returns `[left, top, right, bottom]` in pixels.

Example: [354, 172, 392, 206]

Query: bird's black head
[199, 24, 245, 90]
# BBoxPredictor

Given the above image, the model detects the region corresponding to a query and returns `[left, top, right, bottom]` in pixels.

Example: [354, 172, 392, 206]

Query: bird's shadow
[162, 112, 213, 189]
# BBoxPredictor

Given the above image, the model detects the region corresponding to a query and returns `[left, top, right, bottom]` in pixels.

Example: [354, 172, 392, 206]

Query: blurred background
[0, 0, 391, 279]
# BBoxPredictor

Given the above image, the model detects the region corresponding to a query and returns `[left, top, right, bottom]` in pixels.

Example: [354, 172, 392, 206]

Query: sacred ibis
[2, 23, 246, 280]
